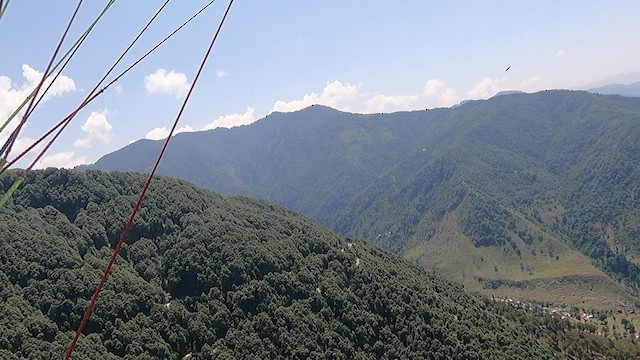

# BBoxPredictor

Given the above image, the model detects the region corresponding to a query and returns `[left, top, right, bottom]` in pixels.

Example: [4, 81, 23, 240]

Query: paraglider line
[64, 0, 235, 358]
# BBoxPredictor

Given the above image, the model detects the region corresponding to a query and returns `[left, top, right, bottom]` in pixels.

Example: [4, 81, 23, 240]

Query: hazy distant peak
[493, 90, 526, 97]
[587, 81, 640, 97]
[299, 104, 349, 114]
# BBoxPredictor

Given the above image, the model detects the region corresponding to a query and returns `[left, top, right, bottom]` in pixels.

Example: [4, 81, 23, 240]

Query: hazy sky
[1, 1, 639, 168]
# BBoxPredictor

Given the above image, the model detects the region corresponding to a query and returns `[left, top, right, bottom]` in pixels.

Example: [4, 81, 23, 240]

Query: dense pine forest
[0, 169, 571, 359]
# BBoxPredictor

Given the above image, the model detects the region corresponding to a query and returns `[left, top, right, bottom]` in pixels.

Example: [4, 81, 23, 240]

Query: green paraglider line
[63, 1, 235, 358]
[0, 176, 23, 210]
[1, 0, 217, 177]
[0, 0, 10, 20]
[0, 1, 117, 139]
[1, 0, 85, 162]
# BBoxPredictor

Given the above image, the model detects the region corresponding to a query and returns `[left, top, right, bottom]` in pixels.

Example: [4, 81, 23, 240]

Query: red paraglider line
[64, 1, 235, 358]
[0, 0, 217, 176]
[2, 0, 84, 159]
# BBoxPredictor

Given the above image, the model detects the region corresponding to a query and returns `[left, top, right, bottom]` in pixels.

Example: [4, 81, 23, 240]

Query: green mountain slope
[83, 105, 458, 226]
[333, 92, 640, 305]
[84, 91, 640, 306]
[0, 169, 564, 359]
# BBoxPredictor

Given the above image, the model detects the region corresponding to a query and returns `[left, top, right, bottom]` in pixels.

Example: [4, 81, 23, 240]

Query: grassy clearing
[404, 208, 632, 309]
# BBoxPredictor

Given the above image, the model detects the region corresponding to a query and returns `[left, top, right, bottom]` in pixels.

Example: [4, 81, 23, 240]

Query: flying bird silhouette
[505, 66, 511, 72]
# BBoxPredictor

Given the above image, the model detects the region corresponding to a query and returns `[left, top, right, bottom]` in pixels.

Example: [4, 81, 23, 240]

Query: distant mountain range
[588, 81, 640, 97]
[82, 90, 640, 307]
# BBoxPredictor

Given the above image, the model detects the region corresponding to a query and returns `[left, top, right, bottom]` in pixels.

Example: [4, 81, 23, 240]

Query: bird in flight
[505, 66, 511, 72]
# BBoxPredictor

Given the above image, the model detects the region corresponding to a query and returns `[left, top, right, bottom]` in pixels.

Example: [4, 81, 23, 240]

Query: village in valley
[492, 296, 640, 340]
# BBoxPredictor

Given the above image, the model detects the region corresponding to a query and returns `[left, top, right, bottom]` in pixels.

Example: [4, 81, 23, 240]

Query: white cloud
[272, 79, 461, 114]
[364, 94, 420, 113]
[73, 110, 113, 148]
[423, 79, 460, 108]
[556, 49, 566, 57]
[519, 76, 542, 91]
[145, 124, 194, 140]
[145, 127, 169, 140]
[424, 79, 446, 96]
[0, 136, 47, 169]
[33, 151, 88, 169]
[440, 88, 461, 106]
[20, 64, 76, 99]
[179, 124, 195, 133]
[466, 76, 543, 100]
[144, 69, 189, 98]
[0, 64, 76, 123]
[0, 64, 76, 153]
[467, 77, 508, 99]
[11, 136, 43, 156]
[363, 79, 460, 113]
[272, 80, 360, 112]
[216, 69, 228, 77]
[203, 107, 256, 130]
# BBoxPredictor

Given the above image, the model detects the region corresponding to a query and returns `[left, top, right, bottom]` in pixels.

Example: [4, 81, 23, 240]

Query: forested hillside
[84, 91, 640, 306]
[0, 169, 566, 359]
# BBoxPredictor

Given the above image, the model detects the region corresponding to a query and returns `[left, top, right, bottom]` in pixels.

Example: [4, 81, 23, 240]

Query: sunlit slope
[86, 91, 640, 305]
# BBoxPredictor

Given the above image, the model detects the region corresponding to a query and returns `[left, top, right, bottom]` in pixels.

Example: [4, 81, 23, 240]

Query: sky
[1, 0, 639, 169]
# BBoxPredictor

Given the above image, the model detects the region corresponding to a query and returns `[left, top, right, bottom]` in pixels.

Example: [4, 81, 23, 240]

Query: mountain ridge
[588, 81, 640, 97]
[82, 90, 640, 307]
